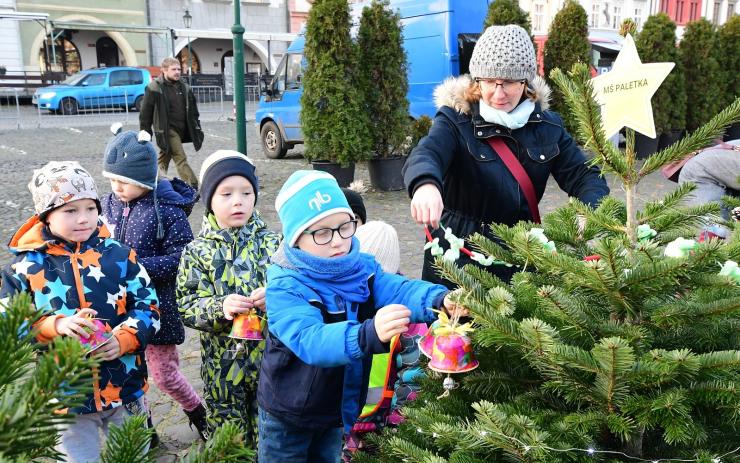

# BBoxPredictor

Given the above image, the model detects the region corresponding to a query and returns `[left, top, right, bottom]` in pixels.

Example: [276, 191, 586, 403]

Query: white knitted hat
[355, 221, 400, 274]
[469, 25, 537, 82]
[28, 161, 100, 219]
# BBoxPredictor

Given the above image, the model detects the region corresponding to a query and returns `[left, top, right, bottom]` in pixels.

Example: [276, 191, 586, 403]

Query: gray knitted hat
[469, 25, 537, 82]
[103, 128, 158, 190]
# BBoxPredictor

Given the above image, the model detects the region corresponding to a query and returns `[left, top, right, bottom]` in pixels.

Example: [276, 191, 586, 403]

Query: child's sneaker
[184, 403, 209, 441]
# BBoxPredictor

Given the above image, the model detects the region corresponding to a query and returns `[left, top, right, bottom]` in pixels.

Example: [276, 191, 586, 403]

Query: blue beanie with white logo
[275, 170, 353, 247]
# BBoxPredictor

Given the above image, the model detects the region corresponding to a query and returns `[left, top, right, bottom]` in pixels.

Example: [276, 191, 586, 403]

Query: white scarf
[479, 98, 535, 130]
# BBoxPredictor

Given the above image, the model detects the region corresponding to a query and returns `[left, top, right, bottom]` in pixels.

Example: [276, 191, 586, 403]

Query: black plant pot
[311, 161, 355, 187]
[724, 122, 740, 142]
[635, 133, 659, 159]
[368, 156, 407, 191]
[658, 129, 684, 150]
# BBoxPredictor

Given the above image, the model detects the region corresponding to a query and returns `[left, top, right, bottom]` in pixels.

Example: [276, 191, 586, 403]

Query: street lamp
[182, 9, 193, 77]
[232, 0, 246, 154]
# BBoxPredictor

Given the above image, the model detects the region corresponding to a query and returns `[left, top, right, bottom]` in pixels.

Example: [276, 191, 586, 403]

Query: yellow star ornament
[591, 34, 674, 139]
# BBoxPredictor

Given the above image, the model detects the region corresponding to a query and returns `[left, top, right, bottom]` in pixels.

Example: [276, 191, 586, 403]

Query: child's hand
[55, 308, 98, 339]
[250, 287, 267, 312]
[223, 294, 254, 320]
[443, 290, 469, 318]
[374, 304, 411, 343]
[93, 335, 122, 361]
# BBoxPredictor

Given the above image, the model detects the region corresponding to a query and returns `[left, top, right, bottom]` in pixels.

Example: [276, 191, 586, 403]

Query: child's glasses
[302, 219, 358, 245]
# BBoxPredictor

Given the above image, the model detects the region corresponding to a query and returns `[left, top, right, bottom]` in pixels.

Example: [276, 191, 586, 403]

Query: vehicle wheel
[260, 121, 287, 159]
[60, 97, 79, 115]
[134, 96, 143, 112]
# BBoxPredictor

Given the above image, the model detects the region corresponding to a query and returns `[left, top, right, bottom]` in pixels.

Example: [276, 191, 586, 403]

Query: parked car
[32, 67, 151, 115]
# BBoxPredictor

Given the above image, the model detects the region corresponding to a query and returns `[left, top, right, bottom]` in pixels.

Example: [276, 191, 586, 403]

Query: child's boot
[184, 403, 209, 441]
[147, 414, 160, 448]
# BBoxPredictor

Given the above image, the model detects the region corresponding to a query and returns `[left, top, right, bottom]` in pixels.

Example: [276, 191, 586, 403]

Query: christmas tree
[356, 63, 740, 462]
[0, 294, 253, 461]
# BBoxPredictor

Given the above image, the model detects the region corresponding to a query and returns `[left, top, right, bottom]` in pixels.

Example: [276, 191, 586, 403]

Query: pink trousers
[145, 344, 202, 412]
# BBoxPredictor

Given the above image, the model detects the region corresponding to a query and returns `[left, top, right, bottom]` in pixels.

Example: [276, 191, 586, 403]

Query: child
[257, 171, 461, 463]
[101, 129, 207, 441]
[341, 187, 367, 226]
[0, 161, 160, 463]
[177, 150, 280, 447]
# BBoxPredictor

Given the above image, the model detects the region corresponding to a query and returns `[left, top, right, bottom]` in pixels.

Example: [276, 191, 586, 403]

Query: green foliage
[0, 294, 255, 462]
[364, 54, 740, 463]
[718, 15, 740, 103]
[483, 0, 532, 34]
[301, 0, 372, 166]
[0, 294, 94, 462]
[619, 18, 637, 37]
[636, 13, 686, 133]
[403, 115, 433, 155]
[680, 18, 723, 131]
[543, 0, 591, 135]
[357, 0, 409, 159]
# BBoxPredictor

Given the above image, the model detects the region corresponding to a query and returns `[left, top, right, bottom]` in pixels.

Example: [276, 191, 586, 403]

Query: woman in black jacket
[403, 25, 610, 287]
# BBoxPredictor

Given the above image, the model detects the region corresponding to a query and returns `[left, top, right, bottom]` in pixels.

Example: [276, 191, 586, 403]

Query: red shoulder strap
[486, 138, 541, 224]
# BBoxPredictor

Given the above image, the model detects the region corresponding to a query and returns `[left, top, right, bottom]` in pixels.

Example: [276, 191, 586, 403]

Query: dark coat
[139, 76, 204, 152]
[102, 178, 197, 345]
[403, 75, 610, 285]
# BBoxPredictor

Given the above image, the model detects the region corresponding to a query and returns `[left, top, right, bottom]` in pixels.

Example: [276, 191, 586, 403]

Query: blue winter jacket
[258, 243, 448, 432]
[102, 178, 196, 345]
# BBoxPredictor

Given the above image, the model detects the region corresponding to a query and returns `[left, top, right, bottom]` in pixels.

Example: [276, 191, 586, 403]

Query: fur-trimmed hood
[433, 74, 551, 114]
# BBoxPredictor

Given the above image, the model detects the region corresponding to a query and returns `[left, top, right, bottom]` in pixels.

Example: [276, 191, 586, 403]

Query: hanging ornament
[229, 309, 264, 340]
[636, 223, 658, 242]
[663, 237, 698, 258]
[422, 224, 512, 267]
[527, 228, 557, 253]
[719, 260, 740, 284]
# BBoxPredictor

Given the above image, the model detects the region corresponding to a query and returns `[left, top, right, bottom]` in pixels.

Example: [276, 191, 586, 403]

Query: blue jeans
[258, 407, 343, 463]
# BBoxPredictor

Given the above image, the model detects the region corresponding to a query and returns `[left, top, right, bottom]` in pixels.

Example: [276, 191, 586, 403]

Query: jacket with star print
[0, 215, 160, 414]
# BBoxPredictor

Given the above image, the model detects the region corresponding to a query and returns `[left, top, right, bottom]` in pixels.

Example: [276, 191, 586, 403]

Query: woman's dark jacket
[102, 178, 197, 344]
[139, 76, 204, 153]
[403, 75, 610, 285]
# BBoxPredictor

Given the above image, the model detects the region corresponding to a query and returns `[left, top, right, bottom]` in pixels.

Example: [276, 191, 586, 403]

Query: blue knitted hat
[275, 170, 353, 247]
[103, 128, 158, 190]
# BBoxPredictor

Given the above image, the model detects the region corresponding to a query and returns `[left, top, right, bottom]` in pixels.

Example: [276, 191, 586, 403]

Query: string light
[413, 424, 739, 462]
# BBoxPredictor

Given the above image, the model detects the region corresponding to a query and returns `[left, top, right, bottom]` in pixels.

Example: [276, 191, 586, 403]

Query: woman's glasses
[302, 220, 358, 245]
[475, 78, 526, 94]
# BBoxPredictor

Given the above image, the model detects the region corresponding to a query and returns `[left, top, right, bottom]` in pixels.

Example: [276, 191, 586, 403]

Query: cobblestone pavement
[0, 115, 678, 460]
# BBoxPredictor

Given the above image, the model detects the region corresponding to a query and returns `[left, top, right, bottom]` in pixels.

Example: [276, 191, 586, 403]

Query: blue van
[255, 0, 492, 158]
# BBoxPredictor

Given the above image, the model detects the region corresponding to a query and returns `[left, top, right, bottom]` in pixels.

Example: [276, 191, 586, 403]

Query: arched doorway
[96, 36, 119, 68]
[39, 37, 81, 75]
[177, 46, 200, 74]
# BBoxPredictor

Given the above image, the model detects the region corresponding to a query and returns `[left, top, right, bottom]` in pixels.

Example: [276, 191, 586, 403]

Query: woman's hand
[55, 308, 98, 339]
[222, 294, 255, 320]
[410, 183, 444, 229]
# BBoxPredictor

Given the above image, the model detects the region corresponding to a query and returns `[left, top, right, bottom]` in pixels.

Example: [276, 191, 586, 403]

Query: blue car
[33, 67, 151, 115]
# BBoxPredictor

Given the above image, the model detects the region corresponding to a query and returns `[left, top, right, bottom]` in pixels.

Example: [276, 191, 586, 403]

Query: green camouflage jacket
[177, 211, 280, 438]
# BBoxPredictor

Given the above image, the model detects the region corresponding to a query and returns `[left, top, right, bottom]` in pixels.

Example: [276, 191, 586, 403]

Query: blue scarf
[282, 237, 371, 303]
[479, 98, 535, 130]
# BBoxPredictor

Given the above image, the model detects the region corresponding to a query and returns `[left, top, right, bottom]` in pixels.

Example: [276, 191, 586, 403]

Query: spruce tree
[483, 0, 532, 34]
[301, 0, 372, 166]
[718, 15, 740, 105]
[636, 13, 686, 135]
[543, 0, 590, 134]
[0, 294, 253, 461]
[359, 64, 740, 462]
[681, 18, 723, 131]
[357, 0, 409, 159]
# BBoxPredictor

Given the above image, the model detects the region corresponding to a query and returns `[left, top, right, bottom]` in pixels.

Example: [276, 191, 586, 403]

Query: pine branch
[636, 182, 697, 223]
[99, 415, 155, 463]
[550, 64, 628, 179]
[591, 337, 635, 412]
[651, 296, 740, 328]
[179, 422, 255, 463]
[640, 97, 740, 177]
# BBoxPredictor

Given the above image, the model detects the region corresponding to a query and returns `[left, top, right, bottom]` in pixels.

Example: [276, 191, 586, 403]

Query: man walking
[140, 57, 203, 188]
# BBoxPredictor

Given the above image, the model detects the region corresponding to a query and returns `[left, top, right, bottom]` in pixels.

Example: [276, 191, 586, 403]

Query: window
[676, 0, 684, 21]
[689, 1, 698, 20]
[660, 0, 669, 13]
[285, 54, 303, 90]
[729, 3, 736, 20]
[109, 70, 129, 86]
[128, 70, 143, 85]
[38, 38, 81, 75]
[713, 1, 721, 23]
[271, 56, 287, 94]
[634, 8, 642, 27]
[612, 5, 622, 28]
[533, 3, 545, 32]
[591, 3, 601, 27]
[81, 73, 106, 86]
